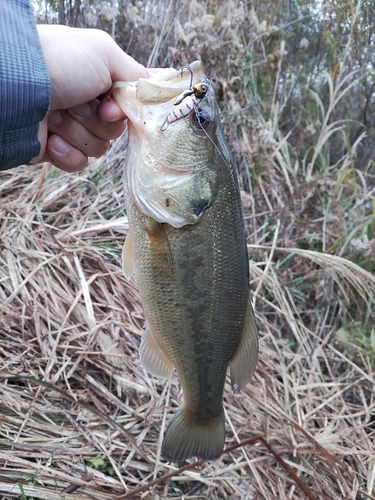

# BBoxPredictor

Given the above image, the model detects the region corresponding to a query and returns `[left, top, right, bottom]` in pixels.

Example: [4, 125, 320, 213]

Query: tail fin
[161, 407, 225, 463]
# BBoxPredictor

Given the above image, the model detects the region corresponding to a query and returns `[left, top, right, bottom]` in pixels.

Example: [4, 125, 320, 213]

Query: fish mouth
[114, 62, 217, 228]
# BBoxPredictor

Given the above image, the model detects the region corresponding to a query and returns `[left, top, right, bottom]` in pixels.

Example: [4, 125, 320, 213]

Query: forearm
[0, 0, 50, 171]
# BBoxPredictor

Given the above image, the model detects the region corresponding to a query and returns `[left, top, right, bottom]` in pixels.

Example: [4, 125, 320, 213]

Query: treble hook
[180, 65, 194, 89]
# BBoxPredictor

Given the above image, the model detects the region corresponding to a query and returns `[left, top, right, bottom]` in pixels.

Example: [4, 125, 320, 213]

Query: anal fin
[229, 295, 259, 394]
[140, 323, 174, 380]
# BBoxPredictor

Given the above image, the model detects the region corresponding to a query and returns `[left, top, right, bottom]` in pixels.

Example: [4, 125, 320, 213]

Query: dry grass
[1, 133, 374, 500]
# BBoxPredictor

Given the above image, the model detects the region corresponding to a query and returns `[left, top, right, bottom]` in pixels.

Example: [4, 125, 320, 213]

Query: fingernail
[52, 137, 71, 155]
[49, 110, 63, 125]
[70, 102, 91, 117]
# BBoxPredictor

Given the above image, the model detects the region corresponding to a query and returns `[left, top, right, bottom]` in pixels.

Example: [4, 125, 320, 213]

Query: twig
[114, 460, 204, 499]
[357, 490, 375, 500]
[115, 436, 261, 499]
[259, 437, 318, 500]
[62, 474, 94, 494]
[117, 434, 319, 500]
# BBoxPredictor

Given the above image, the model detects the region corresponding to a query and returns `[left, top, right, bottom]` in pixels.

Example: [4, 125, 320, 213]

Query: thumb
[103, 39, 150, 82]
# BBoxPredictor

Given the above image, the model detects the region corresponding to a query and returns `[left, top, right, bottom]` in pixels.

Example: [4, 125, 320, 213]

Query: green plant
[15, 473, 37, 500]
[336, 323, 375, 362]
[86, 457, 115, 476]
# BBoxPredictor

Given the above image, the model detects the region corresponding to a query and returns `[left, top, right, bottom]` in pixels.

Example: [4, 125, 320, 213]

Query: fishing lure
[161, 65, 208, 131]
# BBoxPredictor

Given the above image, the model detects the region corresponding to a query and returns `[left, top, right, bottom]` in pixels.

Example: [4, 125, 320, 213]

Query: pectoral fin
[146, 222, 173, 276]
[122, 232, 135, 279]
[140, 324, 174, 379]
[229, 295, 259, 394]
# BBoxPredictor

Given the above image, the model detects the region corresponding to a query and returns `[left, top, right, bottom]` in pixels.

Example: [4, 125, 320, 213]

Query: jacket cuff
[0, 0, 50, 170]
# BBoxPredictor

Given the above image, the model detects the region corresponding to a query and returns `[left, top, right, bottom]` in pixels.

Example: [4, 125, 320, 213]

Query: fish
[112, 61, 258, 463]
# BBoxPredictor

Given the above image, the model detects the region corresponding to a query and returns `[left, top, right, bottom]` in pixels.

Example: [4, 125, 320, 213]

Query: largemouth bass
[113, 61, 258, 463]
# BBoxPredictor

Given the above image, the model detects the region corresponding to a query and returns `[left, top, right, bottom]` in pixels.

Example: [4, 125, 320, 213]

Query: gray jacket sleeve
[0, 0, 50, 170]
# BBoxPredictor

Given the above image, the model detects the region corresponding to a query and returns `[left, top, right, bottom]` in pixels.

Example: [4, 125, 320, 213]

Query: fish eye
[193, 83, 208, 99]
[191, 108, 211, 131]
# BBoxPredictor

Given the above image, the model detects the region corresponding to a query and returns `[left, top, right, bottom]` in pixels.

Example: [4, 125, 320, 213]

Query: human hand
[32, 25, 149, 172]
